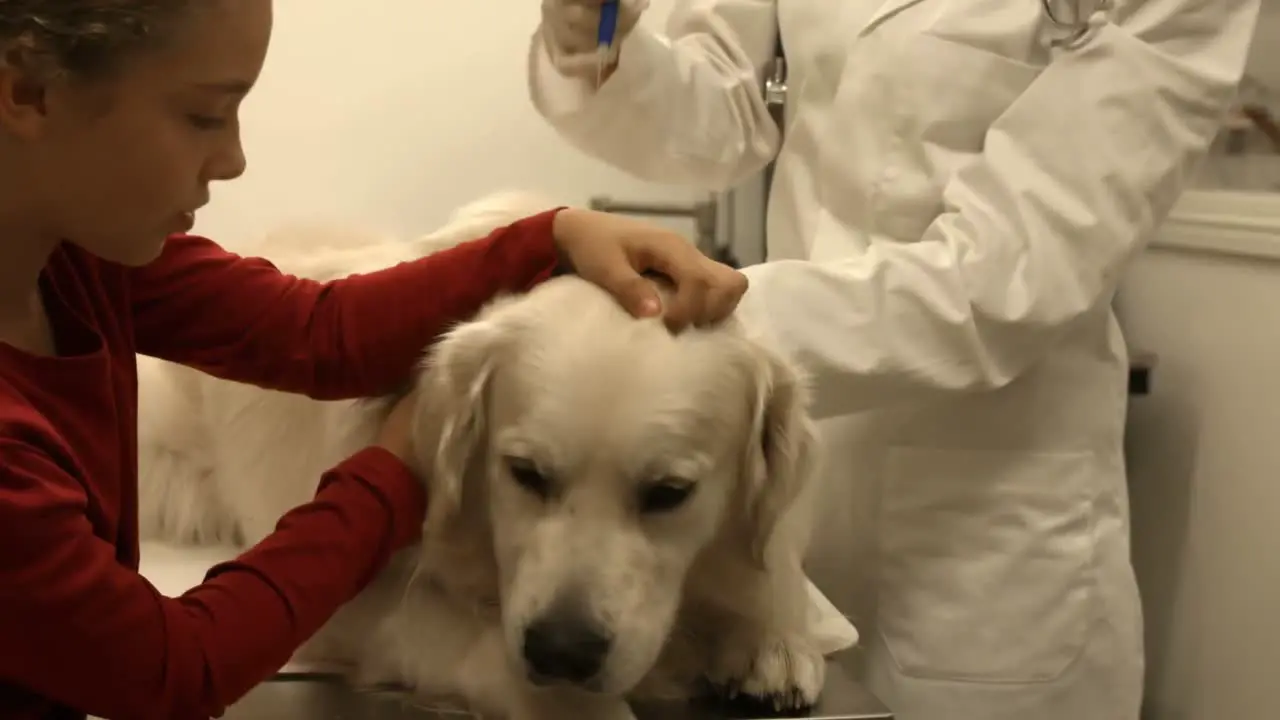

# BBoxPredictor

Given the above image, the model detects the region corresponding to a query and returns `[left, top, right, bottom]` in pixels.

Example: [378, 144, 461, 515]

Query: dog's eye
[506, 457, 551, 499]
[639, 480, 696, 514]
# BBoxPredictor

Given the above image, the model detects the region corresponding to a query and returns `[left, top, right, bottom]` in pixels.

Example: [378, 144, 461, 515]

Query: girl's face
[0, 0, 274, 266]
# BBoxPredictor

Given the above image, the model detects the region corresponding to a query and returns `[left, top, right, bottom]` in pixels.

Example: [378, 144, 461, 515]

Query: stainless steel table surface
[223, 659, 892, 720]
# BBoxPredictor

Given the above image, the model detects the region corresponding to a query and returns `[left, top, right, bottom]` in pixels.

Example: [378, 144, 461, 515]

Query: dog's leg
[705, 632, 825, 715]
[417, 624, 522, 719]
[701, 563, 826, 716]
[337, 582, 527, 720]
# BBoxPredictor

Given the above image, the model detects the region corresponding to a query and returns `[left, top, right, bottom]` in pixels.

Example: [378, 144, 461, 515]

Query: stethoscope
[758, 0, 1110, 216]
[1041, 0, 1111, 48]
[763, 0, 1111, 118]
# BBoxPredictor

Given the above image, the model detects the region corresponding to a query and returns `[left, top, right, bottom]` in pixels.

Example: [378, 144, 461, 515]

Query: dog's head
[411, 277, 818, 695]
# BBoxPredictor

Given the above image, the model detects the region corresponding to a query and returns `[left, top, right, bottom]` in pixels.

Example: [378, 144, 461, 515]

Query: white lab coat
[528, 1, 1259, 718]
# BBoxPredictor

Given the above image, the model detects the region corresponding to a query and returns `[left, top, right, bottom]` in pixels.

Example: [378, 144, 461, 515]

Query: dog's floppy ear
[411, 315, 510, 524]
[741, 347, 820, 569]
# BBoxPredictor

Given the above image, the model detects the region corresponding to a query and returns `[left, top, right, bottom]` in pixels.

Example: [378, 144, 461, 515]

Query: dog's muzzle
[521, 599, 614, 688]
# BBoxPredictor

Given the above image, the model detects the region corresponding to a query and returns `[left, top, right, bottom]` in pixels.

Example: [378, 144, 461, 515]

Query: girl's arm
[129, 210, 562, 399]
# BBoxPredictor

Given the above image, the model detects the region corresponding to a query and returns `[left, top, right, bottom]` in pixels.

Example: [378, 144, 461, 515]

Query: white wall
[1243, 1, 1280, 93]
[1194, 2, 1280, 192]
[193, 0, 704, 252]
[1122, 192, 1280, 720]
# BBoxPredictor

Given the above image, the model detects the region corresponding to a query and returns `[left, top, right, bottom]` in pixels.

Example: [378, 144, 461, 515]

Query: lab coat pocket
[876, 446, 1098, 683]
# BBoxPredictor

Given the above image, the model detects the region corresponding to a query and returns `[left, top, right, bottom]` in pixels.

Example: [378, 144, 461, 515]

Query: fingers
[630, 242, 748, 331]
[541, 0, 597, 56]
[585, 258, 664, 320]
[554, 208, 746, 331]
[666, 266, 749, 331]
[703, 269, 749, 324]
[543, 0, 649, 57]
[562, 2, 603, 51]
[662, 273, 708, 332]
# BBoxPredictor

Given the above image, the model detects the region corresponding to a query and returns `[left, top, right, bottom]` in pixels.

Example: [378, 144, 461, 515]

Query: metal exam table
[222, 654, 893, 720]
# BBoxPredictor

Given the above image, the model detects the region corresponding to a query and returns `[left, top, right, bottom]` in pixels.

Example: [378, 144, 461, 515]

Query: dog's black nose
[522, 610, 613, 685]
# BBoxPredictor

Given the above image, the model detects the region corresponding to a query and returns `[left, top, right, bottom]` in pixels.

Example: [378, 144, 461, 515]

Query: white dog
[137, 192, 834, 720]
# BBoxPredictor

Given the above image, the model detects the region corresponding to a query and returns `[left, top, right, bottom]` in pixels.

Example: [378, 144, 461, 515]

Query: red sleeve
[0, 442, 425, 720]
[128, 209, 563, 399]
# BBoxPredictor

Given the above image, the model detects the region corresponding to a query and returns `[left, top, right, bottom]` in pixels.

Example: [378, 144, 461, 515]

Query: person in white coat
[528, 0, 1260, 718]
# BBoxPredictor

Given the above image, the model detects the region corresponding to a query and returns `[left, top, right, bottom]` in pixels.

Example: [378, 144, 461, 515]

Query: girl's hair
[1, 1, 193, 79]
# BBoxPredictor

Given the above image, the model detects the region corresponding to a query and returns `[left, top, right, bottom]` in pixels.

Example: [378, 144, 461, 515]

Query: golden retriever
[136, 191, 855, 720]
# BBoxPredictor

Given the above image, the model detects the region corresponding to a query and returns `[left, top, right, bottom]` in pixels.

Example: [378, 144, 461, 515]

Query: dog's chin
[521, 659, 652, 697]
[525, 671, 607, 694]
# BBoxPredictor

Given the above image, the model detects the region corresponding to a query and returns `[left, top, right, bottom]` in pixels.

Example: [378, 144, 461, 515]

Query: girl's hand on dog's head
[552, 208, 748, 332]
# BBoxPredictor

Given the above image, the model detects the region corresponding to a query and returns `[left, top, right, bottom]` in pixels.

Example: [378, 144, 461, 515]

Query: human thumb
[609, 272, 662, 318]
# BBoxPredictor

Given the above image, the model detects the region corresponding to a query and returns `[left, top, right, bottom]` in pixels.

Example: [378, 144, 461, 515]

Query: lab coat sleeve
[528, 0, 779, 190]
[736, 0, 1260, 421]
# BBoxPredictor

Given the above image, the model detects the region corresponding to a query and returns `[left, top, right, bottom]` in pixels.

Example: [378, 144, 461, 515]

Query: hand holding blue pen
[539, 0, 648, 82]
[595, 0, 620, 85]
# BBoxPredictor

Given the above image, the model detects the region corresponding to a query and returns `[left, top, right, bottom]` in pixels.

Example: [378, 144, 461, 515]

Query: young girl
[0, 2, 748, 719]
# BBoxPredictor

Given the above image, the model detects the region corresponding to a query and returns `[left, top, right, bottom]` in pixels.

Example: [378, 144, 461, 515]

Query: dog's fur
[136, 191, 827, 720]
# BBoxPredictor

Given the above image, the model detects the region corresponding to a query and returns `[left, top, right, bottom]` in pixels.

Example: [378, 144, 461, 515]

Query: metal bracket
[587, 195, 739, 266]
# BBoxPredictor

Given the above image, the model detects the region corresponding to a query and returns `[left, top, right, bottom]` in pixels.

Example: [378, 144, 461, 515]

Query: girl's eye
[187, 114, 228, 130]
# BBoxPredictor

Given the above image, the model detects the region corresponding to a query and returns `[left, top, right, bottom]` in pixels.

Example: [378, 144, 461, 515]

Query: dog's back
[136, 190, 565, 545]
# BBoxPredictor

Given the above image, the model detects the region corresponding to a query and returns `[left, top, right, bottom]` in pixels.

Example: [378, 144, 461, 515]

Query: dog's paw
[702, 635, 825, 716]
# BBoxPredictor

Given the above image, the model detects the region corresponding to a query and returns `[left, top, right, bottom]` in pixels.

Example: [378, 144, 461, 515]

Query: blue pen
[596, 0, 620, 85]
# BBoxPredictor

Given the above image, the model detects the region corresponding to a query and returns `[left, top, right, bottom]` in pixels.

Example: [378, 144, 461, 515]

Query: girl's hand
[552, 208, 748, 331]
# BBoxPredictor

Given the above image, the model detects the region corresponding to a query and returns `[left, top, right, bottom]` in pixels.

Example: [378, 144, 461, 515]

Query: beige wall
[1122, 191, 1280, 720]
[194, 0, 699, 252]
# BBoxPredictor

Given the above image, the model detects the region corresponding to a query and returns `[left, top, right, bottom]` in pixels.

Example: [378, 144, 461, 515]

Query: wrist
[550, 207, 586, 274]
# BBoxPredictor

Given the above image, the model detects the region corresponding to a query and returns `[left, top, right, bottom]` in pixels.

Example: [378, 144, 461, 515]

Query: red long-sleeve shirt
[0, 210, 562, 720]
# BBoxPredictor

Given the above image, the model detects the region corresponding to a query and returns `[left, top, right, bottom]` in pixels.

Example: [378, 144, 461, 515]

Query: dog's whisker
[398, 555, 428, 612]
